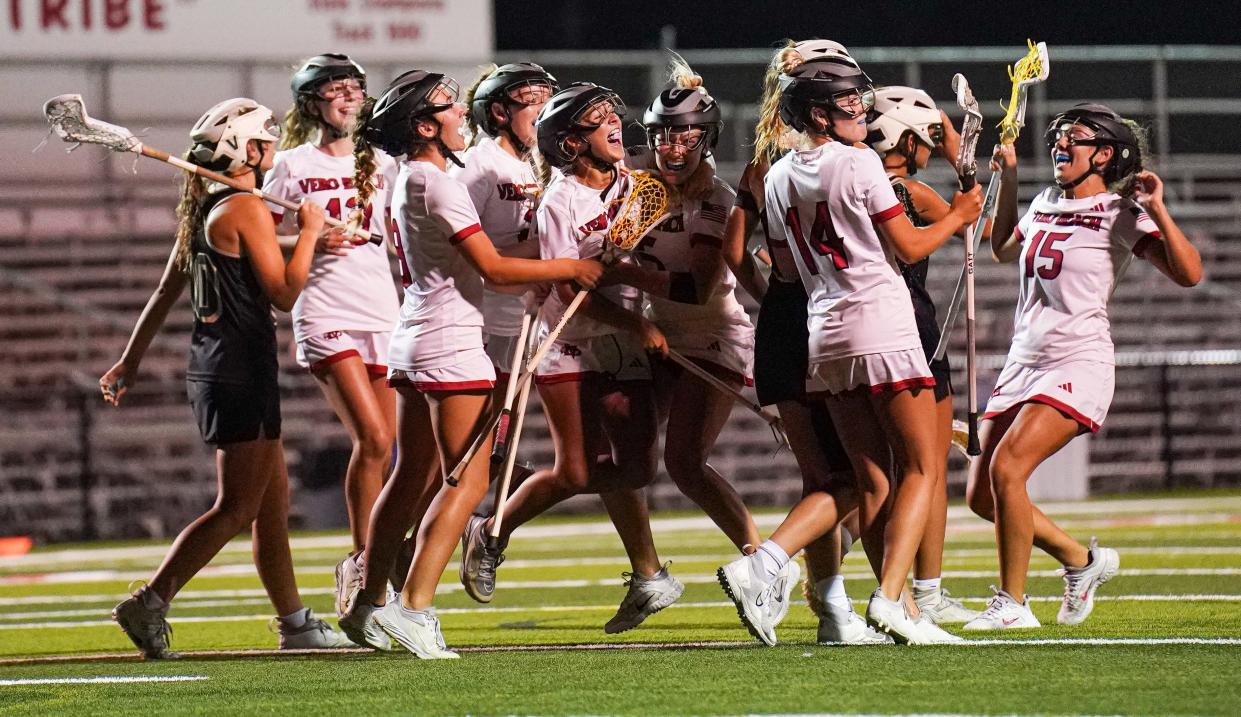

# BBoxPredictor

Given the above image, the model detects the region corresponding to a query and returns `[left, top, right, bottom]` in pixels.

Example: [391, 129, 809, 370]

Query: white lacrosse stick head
[1000, 41, 1050, 143]
[952, 74, 983, 176]
[43, 94, 142, 153]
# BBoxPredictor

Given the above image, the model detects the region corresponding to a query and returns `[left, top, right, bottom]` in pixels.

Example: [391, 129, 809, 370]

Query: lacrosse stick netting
[998, 40, 1050, 144]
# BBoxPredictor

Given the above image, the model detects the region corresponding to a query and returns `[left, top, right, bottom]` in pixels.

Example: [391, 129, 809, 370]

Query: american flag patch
[700, 201, 727, 225]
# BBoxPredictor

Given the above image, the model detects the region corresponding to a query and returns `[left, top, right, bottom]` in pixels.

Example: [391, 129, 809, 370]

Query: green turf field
[1, 493, 1240, 716]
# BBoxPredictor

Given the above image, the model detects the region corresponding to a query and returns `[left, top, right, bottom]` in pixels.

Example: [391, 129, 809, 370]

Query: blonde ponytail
[464, 62, 500, 149]
[752, 41, 805, 166]
[173, 149, 208, 272]
[352, 96, 380, 217]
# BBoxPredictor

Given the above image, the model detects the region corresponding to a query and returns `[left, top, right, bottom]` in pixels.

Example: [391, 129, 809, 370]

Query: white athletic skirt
[806, 347, 935, 397]
[297, 329, 390, 376]
[536, 333, 652, 384]
[982, 357, 1114, 433]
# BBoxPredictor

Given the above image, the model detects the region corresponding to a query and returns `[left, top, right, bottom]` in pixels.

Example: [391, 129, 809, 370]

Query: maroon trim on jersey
[449, 223, 483, 245]
[869, 204, 904, 223]
[983, 394, 1100, 433]
[689, 233, 723, 249]
[869, 376, 936, 395]
[387, 375, 495, 391]
[535, 371, 589, 385]
[270, 211, 284, 225]
[365, 363, 388, 377]
[309, 349, 362, 375]
[1132, 232, 1162, 258]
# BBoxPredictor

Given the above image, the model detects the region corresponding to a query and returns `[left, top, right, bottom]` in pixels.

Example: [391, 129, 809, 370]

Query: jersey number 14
[785, 201, 849, 272]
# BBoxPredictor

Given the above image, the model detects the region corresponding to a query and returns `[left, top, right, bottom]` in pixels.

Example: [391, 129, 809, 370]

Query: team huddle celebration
[51, 36, 1203, 662]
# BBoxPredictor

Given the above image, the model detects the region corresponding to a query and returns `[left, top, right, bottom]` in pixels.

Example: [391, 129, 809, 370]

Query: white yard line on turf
[3, 594, 1241, 628]
[3, 495, 1237, 569]
[0, 675, 209, 686]
[5, 563, 1240, 588]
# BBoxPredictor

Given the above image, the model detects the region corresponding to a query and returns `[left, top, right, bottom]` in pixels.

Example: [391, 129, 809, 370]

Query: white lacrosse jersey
[763, 141, 918, 361]
[537, 169, 639, 342]
[454, 136, 542, 337]
[387, 160, 486, 367]
[262, 143, 400, 342]
[737, 160, 801, 284]
[636, 177, 752, 336]
[1008, 188, 1161, 366]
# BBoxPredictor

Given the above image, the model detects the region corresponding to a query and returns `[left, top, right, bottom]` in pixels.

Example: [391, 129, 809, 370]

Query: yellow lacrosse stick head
[606, 170, 671, 253]
[997, 40, 1050, 145]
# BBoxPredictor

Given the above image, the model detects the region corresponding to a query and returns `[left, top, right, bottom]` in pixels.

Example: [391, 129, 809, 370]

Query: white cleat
[769, 559, 801, 629]
[817, 602, 894, 645]
[273, 608, 356, 650]
[334, 552, 365, 618]
[963, 588, 1041, 630]
[460, 514, 505, 604]
[373, 603, 459, 659]
[911, 616, 965, 643]
[1058, 538, 1120, 625]
[716, 556, 779, 646]
[864, 589, 924, 645]
[914, 586, 981, 624]
[338, 601, 393, 652]
[112, 587, 175, 660]
[604, 563, 684, 634]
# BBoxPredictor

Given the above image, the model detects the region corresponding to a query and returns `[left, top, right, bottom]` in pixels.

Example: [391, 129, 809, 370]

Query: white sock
[913, 577, 942, 593]
[278, 607, 310, 628]
[752, 540, 789, 581]
[821, 575, 851, 613]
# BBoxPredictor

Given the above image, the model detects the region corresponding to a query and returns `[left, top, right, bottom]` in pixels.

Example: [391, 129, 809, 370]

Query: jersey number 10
[785, 201, 849, 273]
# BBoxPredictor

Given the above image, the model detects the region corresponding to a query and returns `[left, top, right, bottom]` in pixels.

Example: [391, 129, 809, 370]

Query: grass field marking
[5, 564, 1240, 588]
[2, 636, 1240, 668]
[4, 594, 1240, 630]
[4, 494, 1237, 570]
[0, 675, 209, 686]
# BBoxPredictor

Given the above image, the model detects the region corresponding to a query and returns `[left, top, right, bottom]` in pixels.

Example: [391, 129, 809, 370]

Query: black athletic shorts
[187, 378, 281, 445]
[754, 278, 810, 408]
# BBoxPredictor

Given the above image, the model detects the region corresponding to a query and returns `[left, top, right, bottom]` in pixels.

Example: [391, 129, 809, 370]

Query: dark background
[496, 1, 1231, 50]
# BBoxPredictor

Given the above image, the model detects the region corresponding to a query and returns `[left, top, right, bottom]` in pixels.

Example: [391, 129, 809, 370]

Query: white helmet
[867, 86, 942, 153]
[189, 98, 280, 172]
[792, 39, 854, 63]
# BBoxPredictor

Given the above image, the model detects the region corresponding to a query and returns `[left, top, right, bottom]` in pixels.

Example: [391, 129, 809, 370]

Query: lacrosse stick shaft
[488, 367, 534, 546]
[958, 170, 982, 457]
[138, 144, 372, 242]
[933, 171, 998, 361]
[490, 310, 535, 465]
[663, 349, 788, 447]
[446, 290, 590, 486]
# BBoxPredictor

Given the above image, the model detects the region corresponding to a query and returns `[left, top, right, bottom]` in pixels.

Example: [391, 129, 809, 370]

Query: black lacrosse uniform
[185, 188, 282, 445]
[740, 184, 850, 479]
[890, 176, 953, 402]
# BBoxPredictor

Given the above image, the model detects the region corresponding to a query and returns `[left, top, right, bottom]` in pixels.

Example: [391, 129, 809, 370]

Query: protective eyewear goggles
[263, 116, 283, 139]
[1044, 121, 1105, 150]
[503, 80, 556, 106]
[645, 126, 707, 152]
[927, 123, 946, 145]
[829, 87, 876, 118]
[315, 76, 366, 101]
[573, 95, 626, 128]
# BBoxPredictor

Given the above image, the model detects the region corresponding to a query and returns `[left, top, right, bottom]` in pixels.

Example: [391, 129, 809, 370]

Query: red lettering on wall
[41, 0, 69, 29]
[388, 22, 419, 40]
[145, 0, 163, 29]
[9, 0, 20, 30]
[104, 0, 128, 29]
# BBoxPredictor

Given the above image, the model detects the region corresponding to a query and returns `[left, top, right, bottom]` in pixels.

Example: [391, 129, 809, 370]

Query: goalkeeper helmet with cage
[642, 85, 722, 156]
[364, 69, 463, 165]
[867, 86, 944, 174]
[536, 82, 626, 168]
[470, 63, 559, 142]
[291, 53, 366, 97]
[778, 55, 875, 137]
[1045, 103, 1140, 189]
[189, 98, 281, 173]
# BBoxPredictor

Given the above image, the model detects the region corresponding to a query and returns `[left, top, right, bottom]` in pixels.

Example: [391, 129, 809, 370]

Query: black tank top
[890, 177, 943, 352]
[186, 189, 279, 385]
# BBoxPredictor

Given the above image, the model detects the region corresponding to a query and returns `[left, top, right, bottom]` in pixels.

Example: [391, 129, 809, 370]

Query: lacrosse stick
[445, 170, 672, 486]
[952, 73, 983, 457]
[664, 349, 789, 449]
[490, 309, 537, 465]
[488, 327, 538, 548]
[935, 41, 1049, 360]
[42, 94, 373, 243]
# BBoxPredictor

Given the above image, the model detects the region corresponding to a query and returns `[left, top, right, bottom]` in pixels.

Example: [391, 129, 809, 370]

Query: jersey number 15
[1024, 230, 1071, 280]
[785, 201, 849, 273]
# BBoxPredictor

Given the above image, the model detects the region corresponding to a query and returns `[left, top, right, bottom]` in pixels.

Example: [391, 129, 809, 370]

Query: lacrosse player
[336, 70, 602, 659]
[459, 83, 688, 634]
[261, 53, 403, 616]
[718, 47, 983, 646]
[964, 104, 1201, 629]
[721, 40, 889, 645]
[102, 99, 353, 657]
[865, 85, 980, 624]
